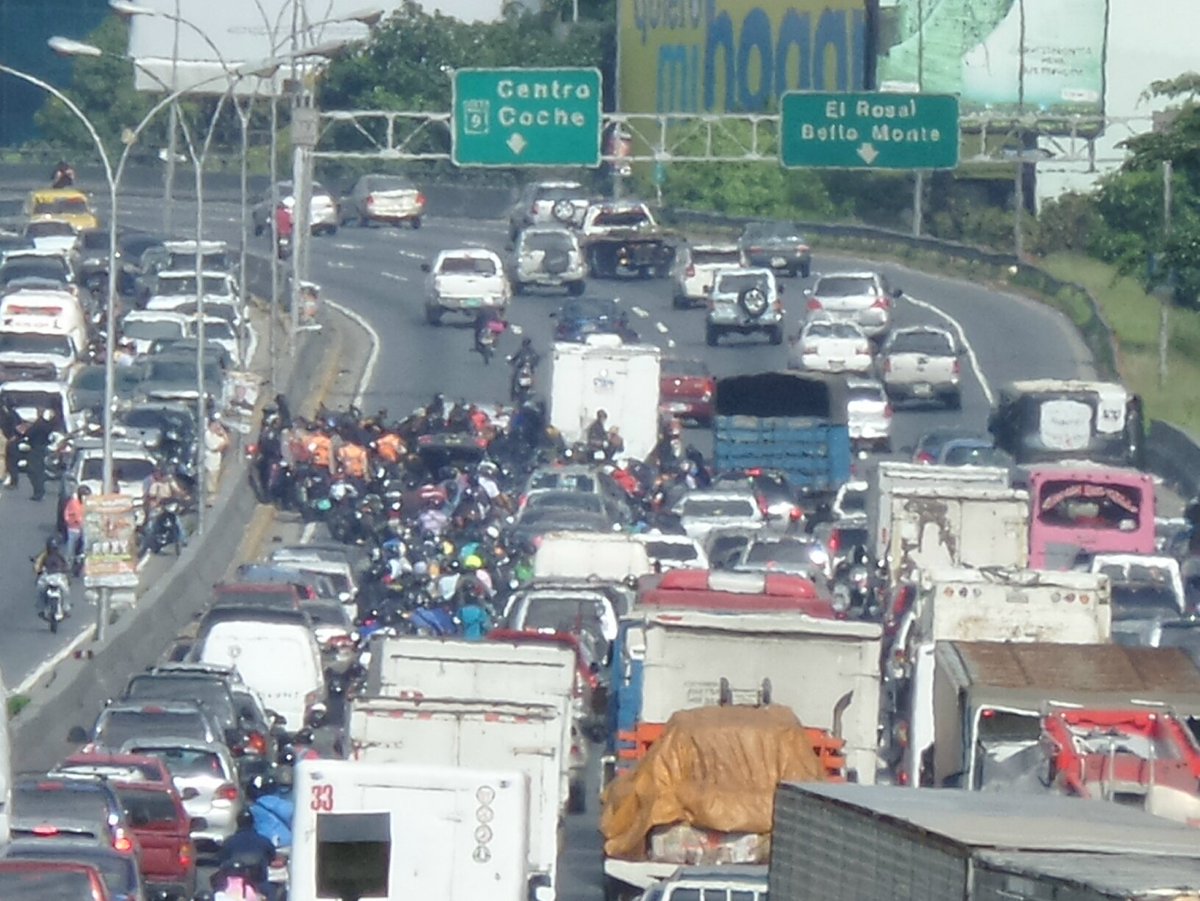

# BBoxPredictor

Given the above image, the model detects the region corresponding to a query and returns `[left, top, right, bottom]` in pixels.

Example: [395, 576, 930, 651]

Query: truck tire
[768, 325, 783, 345]
[705, 322, 720, 347]
[568, 779, 586, 814]
[425, 305, 442, 326]
[411, 216, 422, 229]
[568, 280, 585, 297]
[942, 389, 962, 410]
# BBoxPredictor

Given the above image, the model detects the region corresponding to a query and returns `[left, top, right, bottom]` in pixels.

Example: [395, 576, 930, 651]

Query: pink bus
[1027, 464, 1156, 569]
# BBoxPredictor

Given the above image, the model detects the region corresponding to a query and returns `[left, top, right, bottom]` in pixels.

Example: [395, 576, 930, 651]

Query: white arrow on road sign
[856, 143, 879, 165]
[507, 132, 527, 155]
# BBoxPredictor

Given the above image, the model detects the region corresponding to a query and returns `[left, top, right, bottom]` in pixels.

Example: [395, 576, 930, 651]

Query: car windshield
[0, 390, 60, 412]
[205, 320, 235, 340]
[562, 298, 616, 319]
[535, 185, 584, 202]
[683, 497, 756, 518]
[891, 331, 953, 355]
[125, 678, 234, 725]
[715, 273, 769, 295]
[155, 276, 230, 296]
[593, 208, 651, 228]
[25, 221, 75, 238]
[521, 596, 610, 636]
[438, 257, 496, 276]
[367, 176, 414, 192]
[848, 384, 886, 403]
[525, 492, 605, 514]
[662, 359, 709, 378]
[34, 197, 89, 215]
[0, 259, 68, 285]
[121, 409, 190, 433]
[96, 710, 204, 746]
[692, 249, 742, 265]
[806, 322, 862, 340]
[133, 747, 226, 779]
[123, 319, 183, 341]
[146, 359, 215, 383]
[165, 252, 228, 271]
[942, 443, 1007, 466]
[81, 232, 108, 251]
[745, 222, 802, 241]
[529, 471, 596, 492]
[1155, 623, 1200, 652]
[13, 785, 108, 824]
[642, 540, 699, 562]
[305, 602, 350, 628]
[815, 276, 876, 297]
[0, 870, 104, 899]
[0, 333, 72, 356]
[524, 231, 575, 252]
[746, 540, 817, 564]
[12, 848, 133, 894]
[74, 368, 106, 390]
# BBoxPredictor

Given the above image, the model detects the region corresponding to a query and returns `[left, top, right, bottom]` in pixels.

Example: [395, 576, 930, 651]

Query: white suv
[511, 227, 586, 295]
[672, 243, 745, 309]
[508, 181, 591, 240]
[704, 267, 784, 346]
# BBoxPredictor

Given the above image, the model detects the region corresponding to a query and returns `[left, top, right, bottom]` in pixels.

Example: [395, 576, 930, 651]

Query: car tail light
[882, 357, 891, 373]
[872, 295, 891, 309]
[685, 264, 695, 278]
[32, 824, 59, 836]
[366, 195, 375, 207]
[271, 853, 287, 869]
[806, 298, 822, 311]
[113, 830, 135, 854]
[247, 731, 268, 756]
[327, 633, 355, 649]
[884, 404, 894, 419]
[796, 244, 809, 253]
[803, 346, 818, 356]
[179, 841, 195, 868]
[857, 343, 870, 355]
[828, 530, 840, 553]
[215, 783, 239, 803]
[788, 507, 803, 522]
[773, 299, 783, 313]
[952, 358, 961, 376]
[416, 192, 426, 207]
[916, 452, 935, 465]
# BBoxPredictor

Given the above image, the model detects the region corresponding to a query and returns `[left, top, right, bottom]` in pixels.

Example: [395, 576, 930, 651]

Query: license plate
[829, 359, 844, 369]
[913, 383, 933, 396]
[771, 256, 787, 267]
[463, 298, 482, 308]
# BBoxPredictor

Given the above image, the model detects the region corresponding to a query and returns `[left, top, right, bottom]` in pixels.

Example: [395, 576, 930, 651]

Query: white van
[197, 621, 325, 732]
[0, 287, 88, 357]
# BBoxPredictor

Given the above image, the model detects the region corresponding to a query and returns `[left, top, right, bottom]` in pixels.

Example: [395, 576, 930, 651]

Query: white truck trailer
[290, 758, 541, 901]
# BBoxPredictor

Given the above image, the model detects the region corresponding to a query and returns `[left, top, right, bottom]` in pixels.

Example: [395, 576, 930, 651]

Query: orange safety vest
[288, 429, 312, 464]
[338, 443, 369, 478]
[375, 433, 404, 464]
[308, 434, 333, 468]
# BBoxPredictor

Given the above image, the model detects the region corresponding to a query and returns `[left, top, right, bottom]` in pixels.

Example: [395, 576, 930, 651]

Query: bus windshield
[1028, 467, 1156, 569]
[990, 381, 1142, 468]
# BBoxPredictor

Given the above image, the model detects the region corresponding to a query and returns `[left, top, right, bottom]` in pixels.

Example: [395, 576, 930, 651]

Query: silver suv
[510, 226, 586, 295]
[704, 267, 783, 346]
[508, 181, 591, 241]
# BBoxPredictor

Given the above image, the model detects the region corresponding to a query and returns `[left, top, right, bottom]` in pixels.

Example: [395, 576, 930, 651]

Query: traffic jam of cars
[3, 170, 1200, 901]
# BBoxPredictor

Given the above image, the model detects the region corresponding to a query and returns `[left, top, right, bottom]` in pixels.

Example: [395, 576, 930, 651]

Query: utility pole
[1160, 158, 1172, 387]
[162, 0, 181, 233]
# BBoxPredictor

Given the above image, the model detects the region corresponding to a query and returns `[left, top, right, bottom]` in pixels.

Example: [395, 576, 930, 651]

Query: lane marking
[654, 321, 669, 334]
[630, 306, 649, 319]
[13, 626, 95, 697]
[381, 272, 408, 282]
[300, 521, 318, 544]
[397, 250, 424, 261]
[333, 243, 359, 251]
[902, 292, 994, 406]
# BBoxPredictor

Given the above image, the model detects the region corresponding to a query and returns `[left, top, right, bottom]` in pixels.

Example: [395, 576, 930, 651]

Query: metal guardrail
[1145, 420, 1200, 501]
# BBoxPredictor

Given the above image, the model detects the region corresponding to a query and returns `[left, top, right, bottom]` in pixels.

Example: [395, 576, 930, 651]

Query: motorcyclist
[51, 160, 75, 189]
[25, 408, 57, 501]
[144, 465, 189, 548]
[217, 808, 277, 899]
[507, 337, 540, 398]
[33, 535, 71, 616]
[274, 203, 294, 259]
[473, 309, 506, 364]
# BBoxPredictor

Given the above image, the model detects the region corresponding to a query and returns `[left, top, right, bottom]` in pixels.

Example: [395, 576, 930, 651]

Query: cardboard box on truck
[769, 783, 1200, 901]
[290, 759, 535, 901]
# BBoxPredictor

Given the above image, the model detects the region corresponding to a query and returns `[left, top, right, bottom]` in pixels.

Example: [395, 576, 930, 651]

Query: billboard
[83, 494, 139, 589]
[618, 0, 871, 113]
[876, 0, 1108, 117]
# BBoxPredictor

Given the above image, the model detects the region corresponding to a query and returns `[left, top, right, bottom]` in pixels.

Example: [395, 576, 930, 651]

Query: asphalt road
[101, 194, 1094, 901]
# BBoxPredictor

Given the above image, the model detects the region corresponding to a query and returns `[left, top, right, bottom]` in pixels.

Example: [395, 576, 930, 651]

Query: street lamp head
[108, 0, 155, 18]
[346, 7, 387, 27]
[48, 36, 104, 58]
[304, 38, 355, 59]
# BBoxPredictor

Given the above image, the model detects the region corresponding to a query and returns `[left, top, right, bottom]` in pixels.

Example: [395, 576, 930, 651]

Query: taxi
[24, 188, 100, 231]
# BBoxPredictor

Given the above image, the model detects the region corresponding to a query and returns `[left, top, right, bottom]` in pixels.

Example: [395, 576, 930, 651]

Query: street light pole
[162, 0, 181, 233]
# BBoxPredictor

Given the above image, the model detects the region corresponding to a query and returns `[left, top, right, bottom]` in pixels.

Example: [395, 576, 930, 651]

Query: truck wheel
[568, 779, 586, 814]
[943, 390, 962, 411]
[768, 325, 783, 345]
[425, 306, 442, 326]
[411, 216, 422, 230]
[705, 323, 720, 347]
[568, 280, 585, 297]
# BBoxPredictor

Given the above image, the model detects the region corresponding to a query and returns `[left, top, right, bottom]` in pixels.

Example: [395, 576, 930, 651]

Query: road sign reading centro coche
[452, 67, 602, 167]
[780, 92, 959, 170]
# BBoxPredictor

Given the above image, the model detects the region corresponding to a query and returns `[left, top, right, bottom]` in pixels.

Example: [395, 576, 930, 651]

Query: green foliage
[7, 694, 29, 719]
[1031, 192, 1103, 255]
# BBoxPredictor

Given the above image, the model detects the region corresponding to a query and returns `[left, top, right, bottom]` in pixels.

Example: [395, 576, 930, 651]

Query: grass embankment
[1041, 253, 1200, 435]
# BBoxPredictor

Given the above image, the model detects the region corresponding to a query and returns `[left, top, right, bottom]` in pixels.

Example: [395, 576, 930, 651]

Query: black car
[738, 221, 812, 278]
[116, 232, 172, 297]
[73, 365, 147, 415]
[551, 296, 638, 343]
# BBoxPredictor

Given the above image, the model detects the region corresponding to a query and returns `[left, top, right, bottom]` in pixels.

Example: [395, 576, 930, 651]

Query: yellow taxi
[24, 188, 99, 231]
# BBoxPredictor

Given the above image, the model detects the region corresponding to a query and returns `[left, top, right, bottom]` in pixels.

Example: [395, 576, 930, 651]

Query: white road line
[381, 272, 408, 282]
[13, 626, 96, 697]
[397, 250, 425, 261]
[325, 298, 381, 409]
[333, 243, 360, 251]
[654, 321, 669, 334]
[300, 522, 318, 544]
[902, 293, 994, 406]
[630, 306, 649, 319]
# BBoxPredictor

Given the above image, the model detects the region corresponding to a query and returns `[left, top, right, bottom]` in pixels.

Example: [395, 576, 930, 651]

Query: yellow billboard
[618, 0, 870, 114]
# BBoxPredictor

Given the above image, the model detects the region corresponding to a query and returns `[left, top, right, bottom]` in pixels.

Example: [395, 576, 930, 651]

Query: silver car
[704, 268, 784, 346]
[508, 181, 591, 240]
[733, 535, 829, 580]
[511, 226, 586, 295]
[805, 271, 898, 339]
[121, 738, 242, 851]
[340, 174, 424, 228]
[673, 490, 765, 543]
[846, 377, 892, 452]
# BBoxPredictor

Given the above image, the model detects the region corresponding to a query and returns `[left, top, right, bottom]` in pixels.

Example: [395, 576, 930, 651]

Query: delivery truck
[550, 339, 660, 460]
[928, 641, 1200, 791]
[769, 783, 1200, 901]
[290, 759, 541, 901]
[349, 696, 568, 900]
[608, 608, 881, 784]
[885, 566, 1112, 785]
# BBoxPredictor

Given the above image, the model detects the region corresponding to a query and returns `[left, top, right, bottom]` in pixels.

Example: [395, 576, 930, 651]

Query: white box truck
[614, 611, 882, 783]
[348, 696, 567, 900]
[550, 339, 660, 460]
[888, 567, 1112, 786]
[290, 758, 541, 901]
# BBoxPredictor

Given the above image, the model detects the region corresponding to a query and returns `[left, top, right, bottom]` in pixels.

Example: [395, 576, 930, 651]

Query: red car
[56, 752, 198, 899]
[0, 859, 111, 900]
[659, 358, 715, 425]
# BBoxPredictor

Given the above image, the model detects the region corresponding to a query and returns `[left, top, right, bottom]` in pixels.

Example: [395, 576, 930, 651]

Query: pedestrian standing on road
[204, 414, 231, 505]
[0, 398, 20, 488]
[25, 409, 56, 501]
[63, 485, 89, 559]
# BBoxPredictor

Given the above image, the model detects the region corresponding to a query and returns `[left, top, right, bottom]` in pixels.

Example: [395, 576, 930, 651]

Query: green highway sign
[780, 92, 959, 170]
[452, 67, 602, 167]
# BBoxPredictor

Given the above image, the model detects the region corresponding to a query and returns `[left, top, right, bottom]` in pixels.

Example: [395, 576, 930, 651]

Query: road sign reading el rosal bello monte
[780, 92, 959, 170]
[452, 67, 602, 167]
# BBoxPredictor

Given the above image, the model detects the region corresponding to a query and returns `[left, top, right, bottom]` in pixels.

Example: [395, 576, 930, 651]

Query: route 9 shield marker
[452, 67, 603, 167]
[780, 91, 959, 170]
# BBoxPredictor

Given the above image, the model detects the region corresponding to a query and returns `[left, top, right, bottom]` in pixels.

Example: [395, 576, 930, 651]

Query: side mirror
[67, 725, 89, 744]
[419, 262, 431, 273]
[803, 288, 813, 296]
[189, 816, 208, 832]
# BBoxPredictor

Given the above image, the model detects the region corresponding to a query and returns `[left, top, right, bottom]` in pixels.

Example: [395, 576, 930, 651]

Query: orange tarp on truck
[600, 704, 826, 861]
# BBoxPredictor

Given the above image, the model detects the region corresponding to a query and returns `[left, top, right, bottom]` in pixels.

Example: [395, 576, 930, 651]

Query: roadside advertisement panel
[618, 0, 870, 113]
[876, 0, 1108, 117]
[83, 494, 139, 589]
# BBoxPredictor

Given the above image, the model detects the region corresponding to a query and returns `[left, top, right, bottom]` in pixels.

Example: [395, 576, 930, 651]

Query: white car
[511, 226, 586, 295]
[22, 218, 79, 258]
[634, 531, 710, 571]
[673, 490, 766, 543]
[846, 377, 892, 452]
[878, 325, 962, 408]
[65, 440, 158, 519]
[145, 271, 238, 312]
[508, 181, 591, 239]
[788, 317, 874, 374]
[671, 243, 744, 309]
[0, 329, 79, 382]
[805, 271, 898, 338]
[121, 310, 191, 355]
[252, 180, 338, 236]
[423, 248, 511, 325]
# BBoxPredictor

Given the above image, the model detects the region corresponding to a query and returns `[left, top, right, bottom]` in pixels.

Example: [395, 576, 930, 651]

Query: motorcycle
[510, 359, 535, 403]
[143, 499, 185, 555]
[476, 326, 498, 365]
[36, 571, 69, 633]
[276, 233, 292, 261]
[831, 550, 882, 620]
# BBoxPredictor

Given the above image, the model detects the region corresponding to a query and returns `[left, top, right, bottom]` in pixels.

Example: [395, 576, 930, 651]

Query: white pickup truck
[878, 325, 962, 408]
[423, 248, 511, 325]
